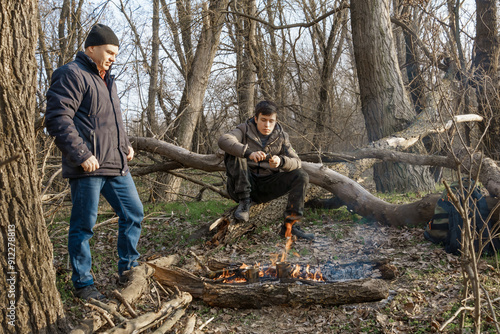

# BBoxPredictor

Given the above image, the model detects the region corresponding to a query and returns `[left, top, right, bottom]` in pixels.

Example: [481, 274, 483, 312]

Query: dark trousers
[224, 154, 309, 223]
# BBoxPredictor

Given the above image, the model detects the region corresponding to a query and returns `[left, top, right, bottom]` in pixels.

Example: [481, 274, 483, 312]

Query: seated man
[218, 100, 313, 240]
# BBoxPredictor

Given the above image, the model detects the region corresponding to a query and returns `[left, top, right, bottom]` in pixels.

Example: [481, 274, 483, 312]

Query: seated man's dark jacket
[218, 118, 301, 176]
[45, 51, 131, 178]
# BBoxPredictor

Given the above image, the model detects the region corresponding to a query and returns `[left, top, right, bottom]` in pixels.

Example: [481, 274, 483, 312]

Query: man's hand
[81, 155, 99, 172]
[248, 151, 267, 163]
[127, 146, 134, 161]
[269, 155, 281, 168]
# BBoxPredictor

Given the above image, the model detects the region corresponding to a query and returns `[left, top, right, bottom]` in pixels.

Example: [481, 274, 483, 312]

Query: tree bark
[231, 0, 257, 122]
[474, 0, 500, 159]
[0, 1, 68, 332]
[146, 0, 160, 137]
[350, 0, 435, 193]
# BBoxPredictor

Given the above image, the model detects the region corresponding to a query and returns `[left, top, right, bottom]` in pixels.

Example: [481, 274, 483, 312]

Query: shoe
[280, 224, 315, 240]
[74, 285, 106, 301]
[118, 274, 130, 286]
[234, 198, 252, 222]
[118, 274, 129, 286]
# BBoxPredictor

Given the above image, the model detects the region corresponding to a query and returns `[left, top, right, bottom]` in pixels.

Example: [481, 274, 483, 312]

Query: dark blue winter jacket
[46, 51, 131, 178]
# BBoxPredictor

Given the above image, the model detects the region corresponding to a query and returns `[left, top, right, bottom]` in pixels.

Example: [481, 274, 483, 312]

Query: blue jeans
[68, 173, 143, 289]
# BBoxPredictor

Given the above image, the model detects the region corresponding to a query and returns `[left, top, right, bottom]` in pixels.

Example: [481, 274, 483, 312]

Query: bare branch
[223, 1, 349, 30]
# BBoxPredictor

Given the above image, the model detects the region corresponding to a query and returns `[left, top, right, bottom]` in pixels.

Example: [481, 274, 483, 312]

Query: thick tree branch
[300, 149, 454, 167]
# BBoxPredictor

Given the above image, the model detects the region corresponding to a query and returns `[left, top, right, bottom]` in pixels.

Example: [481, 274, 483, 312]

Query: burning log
[202, 278, 389, 309]
[151, 259, 391, 309]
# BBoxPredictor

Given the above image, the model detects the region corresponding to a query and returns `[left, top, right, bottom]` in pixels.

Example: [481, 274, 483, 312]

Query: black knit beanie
[84, 24, 119, 48]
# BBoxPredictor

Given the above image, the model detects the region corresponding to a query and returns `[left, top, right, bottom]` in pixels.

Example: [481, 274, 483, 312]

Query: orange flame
[290, 264, 301, 277]
[284, 222, 293, 238]
[280, 235, 295, 262]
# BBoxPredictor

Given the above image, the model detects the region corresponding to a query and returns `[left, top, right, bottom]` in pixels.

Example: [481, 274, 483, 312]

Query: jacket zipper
[108, 75, 126, 174]
[90, 130, 96, 155]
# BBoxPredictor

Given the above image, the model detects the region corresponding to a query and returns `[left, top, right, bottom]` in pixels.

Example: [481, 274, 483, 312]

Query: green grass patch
[143, 199, 234, 223]
[305, 207, 362, 223]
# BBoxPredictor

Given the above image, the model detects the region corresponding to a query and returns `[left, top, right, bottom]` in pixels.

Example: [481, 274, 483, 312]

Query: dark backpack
[424, 179, 496, 255]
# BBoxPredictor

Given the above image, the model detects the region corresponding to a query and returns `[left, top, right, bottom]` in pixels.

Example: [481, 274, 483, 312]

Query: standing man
[45, 24, 144, 300]
[218, 101, 313, 240]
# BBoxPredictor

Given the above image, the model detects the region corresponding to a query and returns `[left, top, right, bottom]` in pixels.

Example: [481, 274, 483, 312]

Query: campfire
[212, 262, 324, 284]
[148, 228, 393, 309]
[208, 231, 386, 287]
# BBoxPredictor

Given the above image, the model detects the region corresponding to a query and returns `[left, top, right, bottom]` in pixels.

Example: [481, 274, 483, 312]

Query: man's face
[86, 44, 119, 72]
[254, 113, 277, 136]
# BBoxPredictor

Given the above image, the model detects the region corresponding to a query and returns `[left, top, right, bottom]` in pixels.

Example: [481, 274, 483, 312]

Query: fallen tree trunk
[202, 279, 389, 309]
[302, 163, 441, 227]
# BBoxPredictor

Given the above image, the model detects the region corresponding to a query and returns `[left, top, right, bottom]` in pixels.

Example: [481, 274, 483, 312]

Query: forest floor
[48, 187, 500, 334]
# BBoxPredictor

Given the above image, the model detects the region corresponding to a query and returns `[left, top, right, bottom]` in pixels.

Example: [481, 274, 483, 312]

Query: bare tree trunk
[0, 1, 68, 332]
[264, 0, 289, 105]
[232, 0, 257, 122]
[306, 3, 347, 152]
[37, 9, 53, 82]
[146, 0, 160, 137]
[163, 0, 229, 201]
[350, 0, 434, 192]
[474, 0, 500, 159]
[57, 0, 71, 67]
[401, 7, 426, 115]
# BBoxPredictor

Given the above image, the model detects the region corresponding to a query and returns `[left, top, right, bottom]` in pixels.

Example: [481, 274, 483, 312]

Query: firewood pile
[70, 257, 197, 334]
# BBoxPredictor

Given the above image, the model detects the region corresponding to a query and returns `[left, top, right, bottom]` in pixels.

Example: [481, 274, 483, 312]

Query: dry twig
[112, 289, 138, 318]
[88, 298, 128, 323]
[85, 303, 116, 328]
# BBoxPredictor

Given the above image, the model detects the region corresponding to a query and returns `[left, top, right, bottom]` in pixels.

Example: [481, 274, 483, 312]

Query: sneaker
[234, 198, 252, 222]
[279, 224, 315, 240]
[74, 285, 106, 301]
[118, 274, 129, 286]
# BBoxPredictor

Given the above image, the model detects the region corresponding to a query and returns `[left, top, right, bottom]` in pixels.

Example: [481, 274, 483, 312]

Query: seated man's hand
[269, 155, 281, 168]
[81, 155, 99, 172]
[249, 151, 267, 162]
